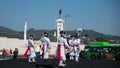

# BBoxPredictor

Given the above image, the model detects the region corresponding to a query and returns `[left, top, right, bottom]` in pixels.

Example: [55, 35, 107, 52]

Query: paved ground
[0, 56, 120, 68]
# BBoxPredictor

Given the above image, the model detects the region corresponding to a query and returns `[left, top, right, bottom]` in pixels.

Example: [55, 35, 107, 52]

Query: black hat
[29, 34, 34, 39]
[30, 34, 33, 37]
[44, 31, 48, 34]
[70, 35, 74, 38]
[60, 30, 65, 35]
[74, 33, 79, 38]
[44, 31, 48, 36]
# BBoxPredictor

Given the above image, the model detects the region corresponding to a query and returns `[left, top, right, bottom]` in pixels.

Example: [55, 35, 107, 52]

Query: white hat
[77, 28, 82, 33]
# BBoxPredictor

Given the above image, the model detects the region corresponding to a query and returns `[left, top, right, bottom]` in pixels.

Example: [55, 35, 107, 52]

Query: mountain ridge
[0, 26, 120, 41]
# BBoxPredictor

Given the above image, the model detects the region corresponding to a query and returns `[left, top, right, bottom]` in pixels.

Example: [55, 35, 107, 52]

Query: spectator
[13, 48, 18, 59]
[2, 48, 6, 58]
[9, 48, 12, 55]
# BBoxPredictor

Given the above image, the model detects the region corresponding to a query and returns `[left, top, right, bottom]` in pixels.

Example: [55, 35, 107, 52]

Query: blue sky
[0, 0, 120, 36]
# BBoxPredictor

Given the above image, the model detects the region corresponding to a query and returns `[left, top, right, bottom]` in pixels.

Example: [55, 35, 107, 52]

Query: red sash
[42, 45, 45, 59]
[56, 44, 66, 61]
[24, 46, 30, 58]
[56, 44, 61, 61]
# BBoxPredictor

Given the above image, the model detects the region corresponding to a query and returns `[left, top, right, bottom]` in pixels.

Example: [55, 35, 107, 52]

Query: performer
[40, 31, 51, 59]
[72, 34, 81, 62]
[56, 30, 70, 66]
[24, 35, 36, 62]
[68, 35, 74, 60]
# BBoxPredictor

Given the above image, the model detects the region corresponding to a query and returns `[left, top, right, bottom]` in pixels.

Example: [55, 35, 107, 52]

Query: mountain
[0, 26, 19, 35]
[0, 26, 120, 41]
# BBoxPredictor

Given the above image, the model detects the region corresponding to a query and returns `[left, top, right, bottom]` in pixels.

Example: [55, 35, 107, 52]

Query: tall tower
[55, 9, 65, 40]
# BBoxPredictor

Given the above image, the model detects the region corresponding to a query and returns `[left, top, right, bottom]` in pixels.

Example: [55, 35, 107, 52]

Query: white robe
[72, 38, 81, 57]
[40, 36, 51, 59]
[56, 37, 69, 61]
[29, 47, 36, 58]
[69, 39, 74, 56]
[28, 39, 36, 58]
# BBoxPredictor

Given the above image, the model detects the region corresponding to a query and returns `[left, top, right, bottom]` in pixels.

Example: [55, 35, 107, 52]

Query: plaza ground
[0, 56, 120, 68]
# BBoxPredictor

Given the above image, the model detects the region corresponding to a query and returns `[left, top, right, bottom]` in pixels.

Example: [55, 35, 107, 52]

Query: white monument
[55, 9, 65, 40]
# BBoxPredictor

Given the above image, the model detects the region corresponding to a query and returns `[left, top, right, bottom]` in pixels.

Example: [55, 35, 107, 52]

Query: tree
[95, 37, 109, 42]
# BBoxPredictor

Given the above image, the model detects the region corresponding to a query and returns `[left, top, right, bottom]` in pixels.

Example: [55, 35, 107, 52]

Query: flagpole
[24, 18, 27, 45]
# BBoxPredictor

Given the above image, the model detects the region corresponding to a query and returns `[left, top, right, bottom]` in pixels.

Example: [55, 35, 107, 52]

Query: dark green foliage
[0, 26, 120, 41]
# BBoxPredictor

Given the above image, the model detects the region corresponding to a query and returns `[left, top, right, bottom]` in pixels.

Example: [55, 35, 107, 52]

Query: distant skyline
[0, 0, 120, 36]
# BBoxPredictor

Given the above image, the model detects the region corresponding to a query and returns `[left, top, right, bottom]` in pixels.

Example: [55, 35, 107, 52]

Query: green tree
[95, 37, 109, 42]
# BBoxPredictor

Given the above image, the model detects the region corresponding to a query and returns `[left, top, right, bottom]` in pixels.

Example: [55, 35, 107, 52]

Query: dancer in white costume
[40, 31, 51, 59]
[72, 34, 81, 62]
[68, 35, 75, 60]
[56, 30, 70, 66]
[28, 35, 36, 62]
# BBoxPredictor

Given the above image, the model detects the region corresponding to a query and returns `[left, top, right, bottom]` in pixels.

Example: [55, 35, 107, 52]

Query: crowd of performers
[24, 30, 82, 66]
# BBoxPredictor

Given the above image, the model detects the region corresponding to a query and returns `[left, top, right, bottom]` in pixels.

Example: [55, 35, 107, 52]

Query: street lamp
[64, 15, 71, 35]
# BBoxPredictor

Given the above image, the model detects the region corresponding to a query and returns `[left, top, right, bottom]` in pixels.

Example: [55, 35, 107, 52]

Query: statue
[59, 9, 62, 18]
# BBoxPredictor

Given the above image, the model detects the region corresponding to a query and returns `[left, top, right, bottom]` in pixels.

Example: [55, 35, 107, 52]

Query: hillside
[0, 26, 18, 35]
[0, 26, 120, 41]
